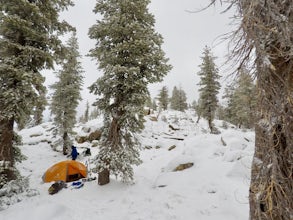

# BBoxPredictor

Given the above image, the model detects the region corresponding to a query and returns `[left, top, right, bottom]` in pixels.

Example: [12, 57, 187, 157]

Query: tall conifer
[158, 86, 169, 111]
[88, 0, 171, 185]
[197, 46, 221, 132]
[50, 32, 83, 155]
[0, 0, 73, 184]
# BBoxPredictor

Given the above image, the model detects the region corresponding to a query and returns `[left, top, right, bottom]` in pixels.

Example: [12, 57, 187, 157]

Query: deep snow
[1, 110, 254, 220]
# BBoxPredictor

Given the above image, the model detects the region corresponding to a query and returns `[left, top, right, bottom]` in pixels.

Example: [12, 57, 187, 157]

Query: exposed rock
[88, 130, 102, 142]
[149, 116, 158, 121]
[29, 133, 43, 137]
[91, 140, 99, 147]
[75, 136, 88, 144]
[75, 129, 102, 144]
[169, 124, 179, 131]
[173, 162, 194, 171]
[168, 145, 176, 151]
[82, 127, 91, 133]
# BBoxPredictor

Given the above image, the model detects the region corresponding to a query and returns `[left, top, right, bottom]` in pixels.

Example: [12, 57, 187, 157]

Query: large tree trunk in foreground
[233, 1, 293, 219]
[0, 118, 16, 185]
[249, 61, 293, 219]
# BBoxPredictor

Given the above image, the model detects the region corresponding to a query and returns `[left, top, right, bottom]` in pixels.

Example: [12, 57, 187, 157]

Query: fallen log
[163, 137, 184, 141]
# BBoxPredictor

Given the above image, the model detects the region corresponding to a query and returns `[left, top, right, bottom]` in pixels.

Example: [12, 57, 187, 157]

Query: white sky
[44, 0, 236, 116]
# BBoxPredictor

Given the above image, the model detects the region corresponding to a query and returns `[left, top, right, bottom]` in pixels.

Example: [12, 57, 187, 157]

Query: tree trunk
[249, 61, 293, 219]
[62, 131, 68, 155]
[98, 116, 121, 185]
[98, 169, 110, 185]
[0, 118, 16, 185]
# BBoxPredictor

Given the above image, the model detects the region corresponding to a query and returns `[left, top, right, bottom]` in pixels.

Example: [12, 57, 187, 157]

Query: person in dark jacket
[71, 146, 78, 160]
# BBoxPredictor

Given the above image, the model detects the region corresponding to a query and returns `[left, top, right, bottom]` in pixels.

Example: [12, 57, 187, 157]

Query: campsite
[1, 110, 254, 220]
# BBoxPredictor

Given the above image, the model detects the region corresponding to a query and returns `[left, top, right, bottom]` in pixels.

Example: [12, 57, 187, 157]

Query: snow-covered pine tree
[170, 86, 188, 112]
[50, 32, 83, 155]
[0, 0, 73, 185]
[152, 98, 157, 111]
[170, 86, 180, 110]
[157, 86, 169, 111]
[33, 89, 47, 126]
[88, 0, 171, 185]
[197, 46, 221, 132]
[84, 101, 90, 123]
[230, 69, 256, 128]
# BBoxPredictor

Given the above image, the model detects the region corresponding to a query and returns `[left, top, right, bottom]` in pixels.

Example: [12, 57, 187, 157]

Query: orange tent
[42, 160, 87, 183]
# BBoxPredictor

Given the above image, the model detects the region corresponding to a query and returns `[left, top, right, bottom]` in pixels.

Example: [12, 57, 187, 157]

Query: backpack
[48, 181, 67, 195]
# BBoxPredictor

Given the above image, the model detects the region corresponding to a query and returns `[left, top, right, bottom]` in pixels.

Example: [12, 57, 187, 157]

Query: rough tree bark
[249, 56, 293, 220]
[0, 118, 16, 185]
[98, 114, 121, 185]
[235, 1, 293, 219]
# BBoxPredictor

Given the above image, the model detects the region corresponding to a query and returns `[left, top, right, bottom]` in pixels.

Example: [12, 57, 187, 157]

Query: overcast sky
[45, 0, 236, 116]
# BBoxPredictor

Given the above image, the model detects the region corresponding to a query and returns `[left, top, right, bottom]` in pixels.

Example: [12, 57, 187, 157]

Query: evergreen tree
[88, 0, 171, 185]
[191, 100, 197, 112]
[84, 101, 90, 123]
[0, 0, 73, 184]
[50, 32, 83, 155]
[170, 86, 188, 111]
[170, 86, 179, 110]
[145, 95, 153, 109]
[33, 89, 47, 126]
[157, 86, 169, 111]
[222, 83, 236, 123]
[90, 106, 100, 120]
[197, 46, 221, 132]
[152, 98, 157, 111]
[222, 69, 256, 128]
[231, 69, 256, 128]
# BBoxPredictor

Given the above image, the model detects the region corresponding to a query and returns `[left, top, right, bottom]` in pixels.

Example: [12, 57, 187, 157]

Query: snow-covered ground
[1, 110, 254, 220]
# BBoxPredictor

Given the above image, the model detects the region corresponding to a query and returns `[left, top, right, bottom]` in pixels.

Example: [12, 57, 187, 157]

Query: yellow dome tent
[42, 160, 87, 183]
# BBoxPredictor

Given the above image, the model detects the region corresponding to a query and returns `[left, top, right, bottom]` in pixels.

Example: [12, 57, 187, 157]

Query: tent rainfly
[42, 160, 87, 183]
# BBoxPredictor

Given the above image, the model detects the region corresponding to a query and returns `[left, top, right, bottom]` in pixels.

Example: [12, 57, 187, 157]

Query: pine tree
[89, 106, 100, 120]
[170, 86, 188, 112]
[152, 98, 157, 111]
[145, 95, 152, 109]
[197, 46, 221, 132]
[231, 69, 256, 128]
[170, 86, 179, 110]
[157, 86, 169, 111]
[50, 32, 83, 155]
[222, 83, 236, 124]
[33, 89, 47, 126]
[88, 0, 171, 185]
[0, 0, 73, 184]
[84, 101, 90, 123]
[222, 69, 256, 129]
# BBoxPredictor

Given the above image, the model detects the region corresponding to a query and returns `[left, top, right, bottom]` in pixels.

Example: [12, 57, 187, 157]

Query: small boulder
[88, 130, 102, 142]
[76, 136, 88, 144]
[173, 162, 194, 171]
[168, 145, 176, 151]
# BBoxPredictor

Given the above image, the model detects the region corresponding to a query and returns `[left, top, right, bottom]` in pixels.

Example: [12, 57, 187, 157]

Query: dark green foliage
[50, 32, 83, 154]
[170, 86, 188, 111]
[0, 0, 74, 184]
[157, 86, 169, 111]
[88, 0, 171, 183]
[197, 46, 221, 132]
[222, 69, 256, 128]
